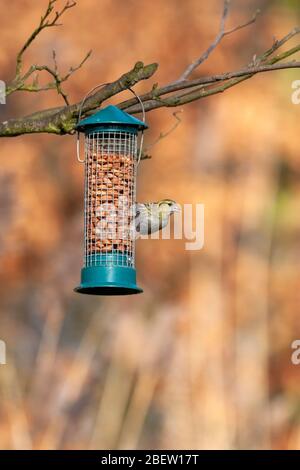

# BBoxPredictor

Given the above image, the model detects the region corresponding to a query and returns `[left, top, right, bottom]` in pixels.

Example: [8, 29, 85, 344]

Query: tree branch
[15, 0, 76, 78]
[173, 0, 260, 83]
[1, 1, 300, 139]
[118, 26, 300, 115]
[7, 0, 89, 105]
[0, 62, 158, 137]
[7, 50, 92, 105]
[121, 60, 300, 115]
[254, 26, 300, 65]
[141, 110, 183, 160]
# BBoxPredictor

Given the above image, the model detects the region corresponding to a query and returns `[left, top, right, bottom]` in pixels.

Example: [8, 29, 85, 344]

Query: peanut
[85, 149, 136, 258]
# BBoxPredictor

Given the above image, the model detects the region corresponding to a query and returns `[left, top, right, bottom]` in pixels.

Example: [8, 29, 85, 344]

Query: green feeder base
[74, 254, 143, 295]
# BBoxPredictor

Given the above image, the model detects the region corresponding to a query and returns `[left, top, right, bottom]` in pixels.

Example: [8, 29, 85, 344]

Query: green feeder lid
[76, 105, 148, 132]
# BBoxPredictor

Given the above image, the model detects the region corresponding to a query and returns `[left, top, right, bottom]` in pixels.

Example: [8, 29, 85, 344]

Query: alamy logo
[0, 340, 6, 364]
[0, 80, 6, 104]
[95, 201, 205, 251]
[291, 80, 300, 105]
[291, 340, 300, 365]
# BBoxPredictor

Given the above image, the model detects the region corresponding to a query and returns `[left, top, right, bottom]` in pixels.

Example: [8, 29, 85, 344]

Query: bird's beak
[171, 203, 181, 213]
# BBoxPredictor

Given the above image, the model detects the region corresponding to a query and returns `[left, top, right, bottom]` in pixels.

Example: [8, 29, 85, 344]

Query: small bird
[135, 199, 180, 235]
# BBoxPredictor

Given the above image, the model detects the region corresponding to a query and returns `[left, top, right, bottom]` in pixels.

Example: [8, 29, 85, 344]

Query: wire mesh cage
[75, 105, 147, 295]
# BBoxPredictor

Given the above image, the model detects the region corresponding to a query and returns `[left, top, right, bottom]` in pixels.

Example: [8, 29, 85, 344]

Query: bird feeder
[74, 105, 147, 295]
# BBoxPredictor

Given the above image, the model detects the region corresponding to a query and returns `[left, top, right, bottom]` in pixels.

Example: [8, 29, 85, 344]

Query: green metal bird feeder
[74, 104, 147, 295]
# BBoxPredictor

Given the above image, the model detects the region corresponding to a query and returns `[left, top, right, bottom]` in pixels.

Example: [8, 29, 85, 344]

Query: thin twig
[7, 49, 91, 105]
[253, 26, 300, 65]
[118, 27, 300, 113]
[121, 59, 300, 115]
[144, 110, 183, 152]
[15, 0, 76, 78]
[140, 110, 183, 160]
[8, 0, 85, 104]
[174, 1, 260, 83]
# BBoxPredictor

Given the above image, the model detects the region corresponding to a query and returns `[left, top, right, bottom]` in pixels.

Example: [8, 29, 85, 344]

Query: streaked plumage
[135, 199, 180, 235]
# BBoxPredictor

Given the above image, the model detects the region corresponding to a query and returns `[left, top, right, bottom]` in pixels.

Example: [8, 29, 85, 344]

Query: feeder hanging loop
[76, 83, 109, 163]
[127, 87, 146, 166]
[76, 84, 146, 165]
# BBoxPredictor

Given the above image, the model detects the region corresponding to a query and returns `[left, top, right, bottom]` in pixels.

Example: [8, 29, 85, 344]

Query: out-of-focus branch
[141, 110, 183, 160]
[146, 110, 183, 150]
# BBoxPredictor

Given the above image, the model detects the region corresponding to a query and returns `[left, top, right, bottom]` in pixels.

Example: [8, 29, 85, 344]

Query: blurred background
[0, 0, 300, 450]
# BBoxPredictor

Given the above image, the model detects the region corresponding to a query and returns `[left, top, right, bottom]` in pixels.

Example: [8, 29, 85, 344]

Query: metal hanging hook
[76, 84, 146, 164]
[76, 82, 109, 163]
[127, 87, 146, 166]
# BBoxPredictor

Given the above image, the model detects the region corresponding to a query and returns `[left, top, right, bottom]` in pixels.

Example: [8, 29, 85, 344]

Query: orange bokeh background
[0, 0, 300, 449]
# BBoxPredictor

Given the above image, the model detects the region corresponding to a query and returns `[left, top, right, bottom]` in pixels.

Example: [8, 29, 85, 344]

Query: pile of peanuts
[86, 153, 135, 254]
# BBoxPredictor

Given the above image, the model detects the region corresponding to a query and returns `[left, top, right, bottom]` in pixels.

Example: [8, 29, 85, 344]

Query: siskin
[135, 199, 180, 235]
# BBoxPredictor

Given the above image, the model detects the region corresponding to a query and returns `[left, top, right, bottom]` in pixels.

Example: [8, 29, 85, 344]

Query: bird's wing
[135, 203, 150, 233]
[135, 203, 145, 218]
